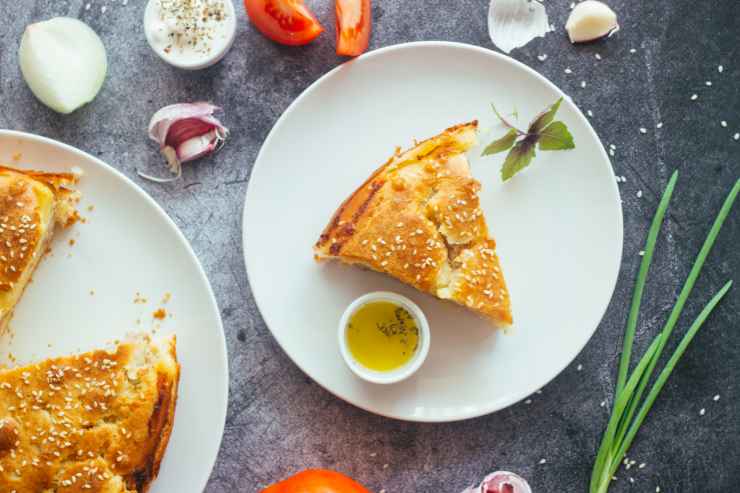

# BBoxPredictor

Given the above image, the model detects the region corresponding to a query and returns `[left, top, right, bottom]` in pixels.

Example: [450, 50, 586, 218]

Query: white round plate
[0, 131, 228, 490]
[243, 42, 623, 422]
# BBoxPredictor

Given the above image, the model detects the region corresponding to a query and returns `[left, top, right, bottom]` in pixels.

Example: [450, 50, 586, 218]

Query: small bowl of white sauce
[144, 0, 237, 70]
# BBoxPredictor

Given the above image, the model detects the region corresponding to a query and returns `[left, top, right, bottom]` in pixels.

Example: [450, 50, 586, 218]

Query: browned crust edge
[0, 216, 59, 334]
[126, 337, 181, 493]
[0, 165, 80, 333]
[0, 165, 79, 192]
[0, 164, 81, 228]
[314, 121, 478, 255]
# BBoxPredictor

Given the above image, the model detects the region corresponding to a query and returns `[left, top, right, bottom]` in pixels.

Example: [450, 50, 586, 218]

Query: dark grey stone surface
[1, 0, 738, 491]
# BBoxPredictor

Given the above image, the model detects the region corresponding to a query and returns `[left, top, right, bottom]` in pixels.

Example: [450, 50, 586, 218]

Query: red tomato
[261, 469, 371, 493]
[335, 0, 371, 56]
[244, 0, 324, 46]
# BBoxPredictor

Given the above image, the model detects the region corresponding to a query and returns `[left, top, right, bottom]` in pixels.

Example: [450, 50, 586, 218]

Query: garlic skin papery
[565, 0, 619, 43]
[141, 102, 229, 183]
[488, 0, 551, 54]
[461, 471, 532, 493]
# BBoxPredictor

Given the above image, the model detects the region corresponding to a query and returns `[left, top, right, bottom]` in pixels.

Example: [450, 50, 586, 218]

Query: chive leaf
[590, 176, 739, 493]
[590, 337, 661, 491]
[608, 280, 733, 480]
[611, 177, 739, 455]
[615, 171, 677, 397]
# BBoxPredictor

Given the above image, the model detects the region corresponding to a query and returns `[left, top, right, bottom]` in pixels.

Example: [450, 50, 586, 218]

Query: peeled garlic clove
[18, 17, 107, 114]
[140, 103, 229, 183]
[565, 0, 619, 43]
[461, 471, 532, 493]
[175, 129, 221, 163]
[488, 0, 551, 54]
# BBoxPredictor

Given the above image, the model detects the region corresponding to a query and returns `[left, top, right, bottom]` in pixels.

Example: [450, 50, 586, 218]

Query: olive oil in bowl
[346, 301, 419, 372]
[338, 292, 430, 385]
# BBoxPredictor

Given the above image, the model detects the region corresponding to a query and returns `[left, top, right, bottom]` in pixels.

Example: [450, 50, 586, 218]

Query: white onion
[18, 17, 108, 114]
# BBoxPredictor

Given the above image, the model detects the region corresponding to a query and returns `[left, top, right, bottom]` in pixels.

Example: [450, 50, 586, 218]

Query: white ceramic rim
[143, 0, 237, 71]
[337, 291, 431, 385]
[242, 41, 624, 422]
[0, 129, 229, 488]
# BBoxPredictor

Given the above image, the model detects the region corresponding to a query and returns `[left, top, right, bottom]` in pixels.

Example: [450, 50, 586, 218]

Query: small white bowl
[338, 291, 431, 385]
[144, 0, 237, 71]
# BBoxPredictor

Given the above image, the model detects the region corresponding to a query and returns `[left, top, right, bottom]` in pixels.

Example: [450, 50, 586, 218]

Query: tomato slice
[244, 0, 324, 46]
[335, 0, 371, 56]
[261, 469, 371, 493]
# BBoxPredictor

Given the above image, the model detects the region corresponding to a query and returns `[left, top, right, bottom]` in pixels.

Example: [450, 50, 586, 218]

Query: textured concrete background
[1, 0, 739, 491]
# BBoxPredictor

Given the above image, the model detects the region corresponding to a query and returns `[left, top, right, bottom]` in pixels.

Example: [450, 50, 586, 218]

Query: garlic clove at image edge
[565, 0, 619, 43]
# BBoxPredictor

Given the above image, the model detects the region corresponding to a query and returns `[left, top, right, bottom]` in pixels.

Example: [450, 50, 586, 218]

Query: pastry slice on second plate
[0, 334, 180, 493]
[314, 121, 513, 326]
[0, 165, 81, 331]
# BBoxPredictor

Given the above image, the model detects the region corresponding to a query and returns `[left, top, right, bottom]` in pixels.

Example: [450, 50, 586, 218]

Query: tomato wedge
[261, 469, 371, 493]
[244, 0, 324, 46]
[335, 0, 371, 56]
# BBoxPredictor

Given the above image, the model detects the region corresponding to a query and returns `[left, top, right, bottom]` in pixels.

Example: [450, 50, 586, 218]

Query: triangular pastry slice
[314, 121, 513, 326]
[0, 165, 81, 332]
[0, 334, 179, 493]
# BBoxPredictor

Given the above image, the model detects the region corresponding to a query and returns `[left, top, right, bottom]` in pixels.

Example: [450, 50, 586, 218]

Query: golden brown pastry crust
[0, 166, 81, 332]
[0, 334, 180, 492]
[315, 122, 513, 325]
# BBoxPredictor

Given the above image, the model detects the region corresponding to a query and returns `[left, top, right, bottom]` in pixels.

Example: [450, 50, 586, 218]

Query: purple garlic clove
[141, 102, 229, 183]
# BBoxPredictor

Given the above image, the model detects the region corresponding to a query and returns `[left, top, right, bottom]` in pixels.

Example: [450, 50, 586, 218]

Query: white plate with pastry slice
[243, 41, 623, 422]
[0, 130, 228, 491]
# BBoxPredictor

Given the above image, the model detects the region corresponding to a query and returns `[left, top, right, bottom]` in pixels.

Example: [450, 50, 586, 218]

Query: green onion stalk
[590, 173, 739, 493]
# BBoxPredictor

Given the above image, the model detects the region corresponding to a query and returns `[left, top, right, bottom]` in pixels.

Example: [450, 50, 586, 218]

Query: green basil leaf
[529, 97, 564, 134]
[538, 121, 575, 151]
[501, 136, 537, 181]
[481, 128, 518, 156]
